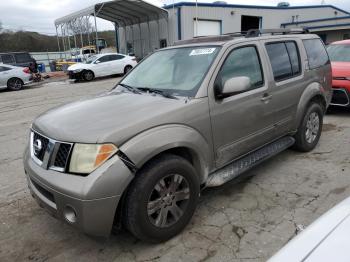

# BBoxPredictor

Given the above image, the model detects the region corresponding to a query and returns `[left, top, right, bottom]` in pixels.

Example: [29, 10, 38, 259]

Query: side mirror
[219, 76, 251, 98]
[95, 60, 101, 64]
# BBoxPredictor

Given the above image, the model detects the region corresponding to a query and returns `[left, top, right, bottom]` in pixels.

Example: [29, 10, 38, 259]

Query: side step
[206, 136, 295, 187]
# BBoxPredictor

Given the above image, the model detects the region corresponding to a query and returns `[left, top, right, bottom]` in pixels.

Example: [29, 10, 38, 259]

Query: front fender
[119, 124, 213, 183]
[294, 81, 328, 130]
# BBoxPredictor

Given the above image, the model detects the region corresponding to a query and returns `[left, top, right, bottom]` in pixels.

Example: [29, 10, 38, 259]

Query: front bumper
[68, 71, 83, 80]
[331, 87, 350, 107]
[23, 147, 134, 237]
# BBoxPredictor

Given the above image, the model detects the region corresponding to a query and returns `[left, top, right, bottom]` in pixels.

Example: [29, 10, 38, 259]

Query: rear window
[303, 39, 329, 69]
[1, 54, 15, 64]
[266, 41, 301, 81]
[14, 53, 31, 63]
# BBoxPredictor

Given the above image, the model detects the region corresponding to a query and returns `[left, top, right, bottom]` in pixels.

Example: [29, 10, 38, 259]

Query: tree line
[0, 30, 117, 53]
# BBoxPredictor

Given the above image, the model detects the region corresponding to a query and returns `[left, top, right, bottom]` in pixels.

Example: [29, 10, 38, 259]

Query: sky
[0, 0, 350, 35]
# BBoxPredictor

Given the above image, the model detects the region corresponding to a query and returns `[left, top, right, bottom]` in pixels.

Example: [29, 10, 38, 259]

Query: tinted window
[1, 54, 15, 64]
[14, 53, 31, 63]
[286, 42, 301, 75]
[109, 54, 125, 61]
[266, 43, 292, 81]
[303, 39, 329, 69]
[96, 55, 110, 63]
[83, 49, 95, 55]
[217, 46, 263, 91]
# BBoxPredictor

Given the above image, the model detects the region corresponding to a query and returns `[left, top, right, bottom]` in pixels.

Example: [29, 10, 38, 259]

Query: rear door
[261, 39, 304, 136]
[108, 54, 126, 74]
[208, 41, 277, 167]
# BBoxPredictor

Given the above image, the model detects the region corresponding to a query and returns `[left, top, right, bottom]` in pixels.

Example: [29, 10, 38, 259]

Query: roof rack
[246, 28, 310, 38]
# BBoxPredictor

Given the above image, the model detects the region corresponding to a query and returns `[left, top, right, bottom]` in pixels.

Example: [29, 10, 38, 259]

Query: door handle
[261, 93, 272, 102]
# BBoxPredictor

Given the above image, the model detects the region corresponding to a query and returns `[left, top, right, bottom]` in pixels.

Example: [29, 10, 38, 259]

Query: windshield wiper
[137, 87, 178, 100]
[118, 83, 141, 94]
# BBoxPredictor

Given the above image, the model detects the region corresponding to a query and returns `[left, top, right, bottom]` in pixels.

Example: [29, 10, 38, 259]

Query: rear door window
[266, 43, 292, 81]
[303, 39, 330, 69]
[109, 54, 125, 61]
[1, 54, 15, 64]
[266, 41, 301, 81]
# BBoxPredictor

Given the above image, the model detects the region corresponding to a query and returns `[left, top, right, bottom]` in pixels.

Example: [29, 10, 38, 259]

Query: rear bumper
[23, 146, 134, 237]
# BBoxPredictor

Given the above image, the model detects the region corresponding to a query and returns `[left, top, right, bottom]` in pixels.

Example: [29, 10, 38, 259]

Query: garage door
[194, 20, 221, 37]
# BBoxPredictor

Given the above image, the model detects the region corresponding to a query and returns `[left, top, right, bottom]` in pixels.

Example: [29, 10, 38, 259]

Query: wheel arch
[119, 124, 213, 184]
[294, 82, 328, 130]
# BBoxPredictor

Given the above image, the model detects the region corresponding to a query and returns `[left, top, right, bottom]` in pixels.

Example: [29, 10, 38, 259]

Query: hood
[32, 92, 192, 145]
[68, 63, 92, 71]
[331, 62, 350, 78]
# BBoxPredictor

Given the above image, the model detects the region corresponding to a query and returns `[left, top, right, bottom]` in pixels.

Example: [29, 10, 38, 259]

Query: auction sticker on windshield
[189, 48, 216, 56]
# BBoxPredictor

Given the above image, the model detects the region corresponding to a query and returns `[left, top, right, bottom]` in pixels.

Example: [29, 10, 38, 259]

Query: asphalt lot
[0, 77, 350, 262]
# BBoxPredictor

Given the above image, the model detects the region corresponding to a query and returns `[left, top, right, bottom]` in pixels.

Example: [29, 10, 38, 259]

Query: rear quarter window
[303, 39, 329, 69]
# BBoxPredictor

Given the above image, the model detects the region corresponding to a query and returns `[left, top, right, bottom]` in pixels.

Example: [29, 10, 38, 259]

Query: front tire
[124, 154, 200, 242]
[7, 78, 24, 91]
[82, 70, 94, 81]
[293, 103, 324, 152]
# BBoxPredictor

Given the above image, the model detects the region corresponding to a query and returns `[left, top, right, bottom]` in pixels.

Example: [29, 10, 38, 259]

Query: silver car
[23, 29, 332, 242]
[0, 64, 32, 91]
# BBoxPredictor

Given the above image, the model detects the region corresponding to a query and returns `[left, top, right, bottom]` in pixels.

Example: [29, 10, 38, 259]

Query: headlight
[73, 69, 83, 73]
[69, 143, 118, 174]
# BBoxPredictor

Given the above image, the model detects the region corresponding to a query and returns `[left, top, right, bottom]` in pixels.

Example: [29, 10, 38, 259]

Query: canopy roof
[54, 0, 169, 27]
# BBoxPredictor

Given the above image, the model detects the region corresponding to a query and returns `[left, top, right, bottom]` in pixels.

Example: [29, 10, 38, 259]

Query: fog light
[64, 205, 77, 223]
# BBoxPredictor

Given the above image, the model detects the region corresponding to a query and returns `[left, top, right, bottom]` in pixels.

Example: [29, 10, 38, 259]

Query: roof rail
[174, 35, 234, 45]
[246, 28, 310, 38]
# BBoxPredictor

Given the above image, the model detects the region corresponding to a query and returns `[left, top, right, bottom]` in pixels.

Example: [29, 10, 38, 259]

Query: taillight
[23, 67, 30, 74]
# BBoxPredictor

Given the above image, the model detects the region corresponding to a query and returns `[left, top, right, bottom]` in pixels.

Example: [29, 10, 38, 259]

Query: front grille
[31, 130, 73, 172]
[331, 89, 350, 106]
[53, 143, 71, 169]
[32, 132, 49, 161]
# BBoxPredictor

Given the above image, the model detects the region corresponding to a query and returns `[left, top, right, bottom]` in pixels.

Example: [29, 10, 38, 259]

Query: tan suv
[24, 29, 332, 242]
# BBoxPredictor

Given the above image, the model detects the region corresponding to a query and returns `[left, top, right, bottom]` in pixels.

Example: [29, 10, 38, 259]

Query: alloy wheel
[147, 174, 190, 228]
[305, 112, 320, 144]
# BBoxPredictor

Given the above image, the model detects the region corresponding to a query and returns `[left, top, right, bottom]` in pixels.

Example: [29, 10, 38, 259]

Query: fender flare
[294, 81, 327, 130]
[119, 124, 213, 183]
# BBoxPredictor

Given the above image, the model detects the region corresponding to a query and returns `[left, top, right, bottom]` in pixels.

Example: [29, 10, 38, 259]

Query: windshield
[85, 55, 97, 64]
[120, 46, 221, 97]
[327, 44, 350, 62]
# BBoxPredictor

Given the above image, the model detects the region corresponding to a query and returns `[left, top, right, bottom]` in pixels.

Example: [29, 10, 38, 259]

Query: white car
[67, 53, 137, 81]
[0, 64, 32, 91]
[269, 196, 350, 262]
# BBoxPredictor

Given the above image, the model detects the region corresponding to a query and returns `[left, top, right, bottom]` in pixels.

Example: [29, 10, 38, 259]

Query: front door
[209, 42, 276, 168]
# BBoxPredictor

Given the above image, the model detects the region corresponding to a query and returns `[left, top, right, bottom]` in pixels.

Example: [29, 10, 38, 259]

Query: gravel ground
[0, 77, 349, 262]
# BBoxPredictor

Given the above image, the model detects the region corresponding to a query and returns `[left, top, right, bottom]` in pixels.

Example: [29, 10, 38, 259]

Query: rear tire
[82, 70, 94, 81]
[124, 65, 132, 75]
[7, 78, 24, 91]
[293, 103, 323, 152]
[124, 154, 200, 242]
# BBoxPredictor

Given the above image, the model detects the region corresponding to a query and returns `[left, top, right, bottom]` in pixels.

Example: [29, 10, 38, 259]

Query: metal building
[55, 1, 350, 58]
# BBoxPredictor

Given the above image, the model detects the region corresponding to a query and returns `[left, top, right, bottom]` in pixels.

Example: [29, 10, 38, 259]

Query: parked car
[0, 52, 36, 67]
[24, 29, 332, 242]
[67, 53, 137, 81]
[327, 40, 350, 107]
[0, 64, 32, 91]
[70, 46, 96, 62]
[269, 196, 350, 262]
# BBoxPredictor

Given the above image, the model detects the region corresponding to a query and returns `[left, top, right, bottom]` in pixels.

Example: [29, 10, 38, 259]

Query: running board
[206, 136, 295, 187]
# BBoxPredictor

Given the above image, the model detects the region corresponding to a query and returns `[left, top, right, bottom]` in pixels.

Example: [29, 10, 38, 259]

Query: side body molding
[293, 81, 330, 130]
[119, 124, 213, 183]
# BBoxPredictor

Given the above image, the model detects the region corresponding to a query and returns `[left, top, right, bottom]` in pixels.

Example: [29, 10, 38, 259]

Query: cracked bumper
[23, 146, 134, 237]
